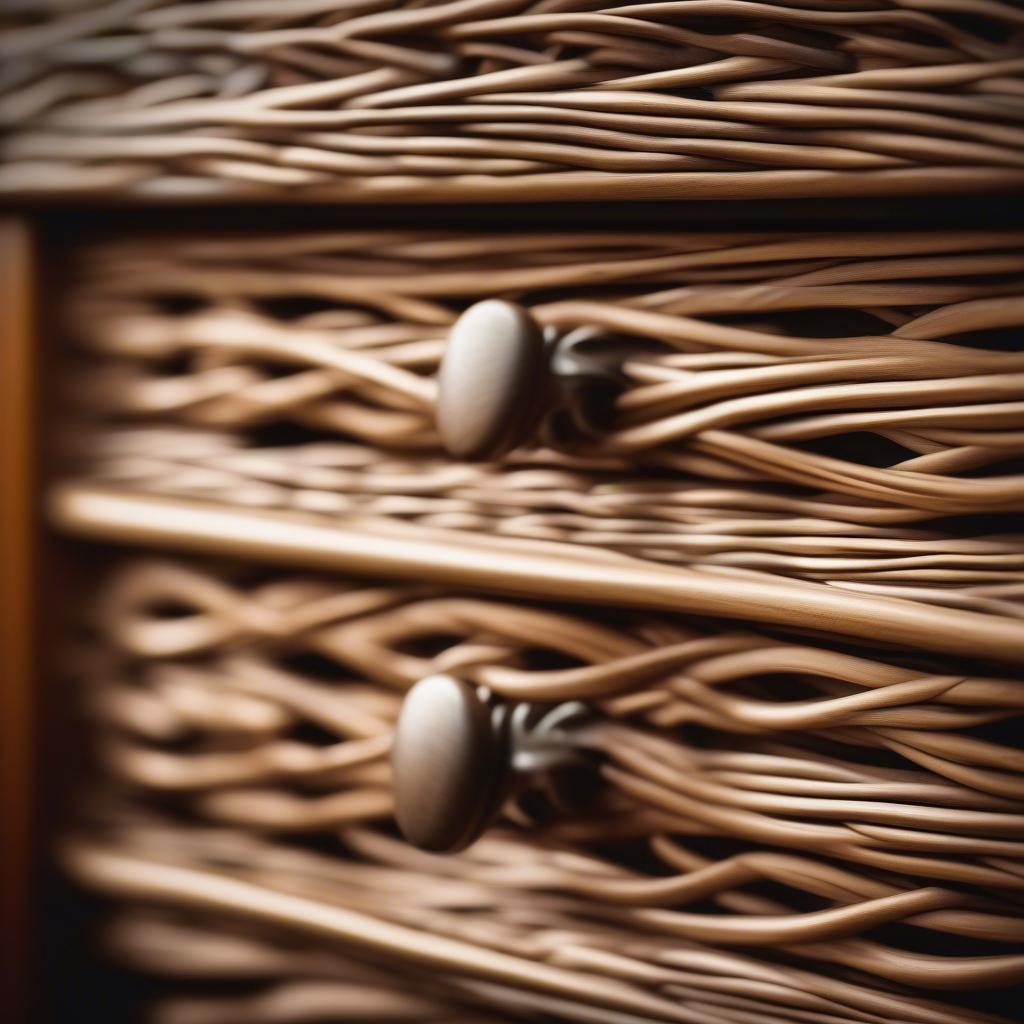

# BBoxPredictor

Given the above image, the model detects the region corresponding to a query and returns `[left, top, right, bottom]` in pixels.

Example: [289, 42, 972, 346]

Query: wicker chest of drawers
[4, 4, 1024, 1022]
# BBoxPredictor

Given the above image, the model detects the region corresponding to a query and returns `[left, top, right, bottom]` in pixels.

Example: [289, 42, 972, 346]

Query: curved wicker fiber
[69, 558, 1024, 1023]
[72, 230, 1024, 629]
[3, 1, 1024, 200]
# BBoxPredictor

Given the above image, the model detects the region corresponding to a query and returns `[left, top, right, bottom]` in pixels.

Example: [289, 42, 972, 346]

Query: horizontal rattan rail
[52, 482, 1024, 665]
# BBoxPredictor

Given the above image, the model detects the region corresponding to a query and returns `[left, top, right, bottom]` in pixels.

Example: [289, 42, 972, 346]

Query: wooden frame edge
[0, 217, 36, 1017]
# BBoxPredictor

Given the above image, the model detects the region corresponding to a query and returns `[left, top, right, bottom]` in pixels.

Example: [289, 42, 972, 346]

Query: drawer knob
[437, 299, 547, 461]
[392, 674, 595, 852]
[438, 300, 624, 460]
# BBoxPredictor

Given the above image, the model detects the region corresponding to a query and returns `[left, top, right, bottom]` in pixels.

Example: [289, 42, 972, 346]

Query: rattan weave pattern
[71, 230, 1024, 624]
[86, 426, 1024, 619]
[69, 557, 1024, 1023]
[3, 1, 1024, 200]
[58, 227, 1024, 1021]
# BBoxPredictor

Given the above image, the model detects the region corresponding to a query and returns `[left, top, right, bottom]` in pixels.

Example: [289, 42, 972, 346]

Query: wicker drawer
[60, 227, 1024, 660]
[65, 553, 1024, 1024]
[3, 2, 1024, 201]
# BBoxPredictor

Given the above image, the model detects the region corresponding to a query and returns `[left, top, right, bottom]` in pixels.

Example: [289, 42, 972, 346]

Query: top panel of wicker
[3, 1, 1024, 201]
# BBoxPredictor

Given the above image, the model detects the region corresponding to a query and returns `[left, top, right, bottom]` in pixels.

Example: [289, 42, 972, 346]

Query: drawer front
[68, 228, 1024, 660]
[69, 554, 1024, 1024]
[3, 2, 1024, 201]
[49, 226, 1024, 1022]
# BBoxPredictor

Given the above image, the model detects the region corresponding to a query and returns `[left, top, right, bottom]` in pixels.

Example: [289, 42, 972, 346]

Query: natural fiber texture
[72, 230, 1024, 624]
[59, 228, 1024, 1019]
[85, 427, 1024, 621]
[3, 1, 1024, 200]
[69, 557, 1024, 1022]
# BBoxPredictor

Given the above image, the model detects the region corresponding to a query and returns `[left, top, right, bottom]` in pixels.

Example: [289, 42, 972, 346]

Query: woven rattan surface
[68, 557, 1024, 1022]
[56, 226, 1024, 1019]
[3, 1, 1024, 200]
[70, 229, 1024, 641]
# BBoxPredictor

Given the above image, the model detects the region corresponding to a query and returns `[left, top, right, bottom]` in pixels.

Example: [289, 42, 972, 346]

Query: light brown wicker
[3, 0, 1024, 200]
[68, 230, 1024, 643]
[46, 216, 1024, 1021]
[65, 556, 1024, 1023]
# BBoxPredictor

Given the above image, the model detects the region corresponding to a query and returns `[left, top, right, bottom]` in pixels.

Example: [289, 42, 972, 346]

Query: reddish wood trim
[0, 218, 35, 1017]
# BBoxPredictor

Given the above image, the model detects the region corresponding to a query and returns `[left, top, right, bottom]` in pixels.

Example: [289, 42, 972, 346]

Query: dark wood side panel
[0, 218, 35, 1018]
